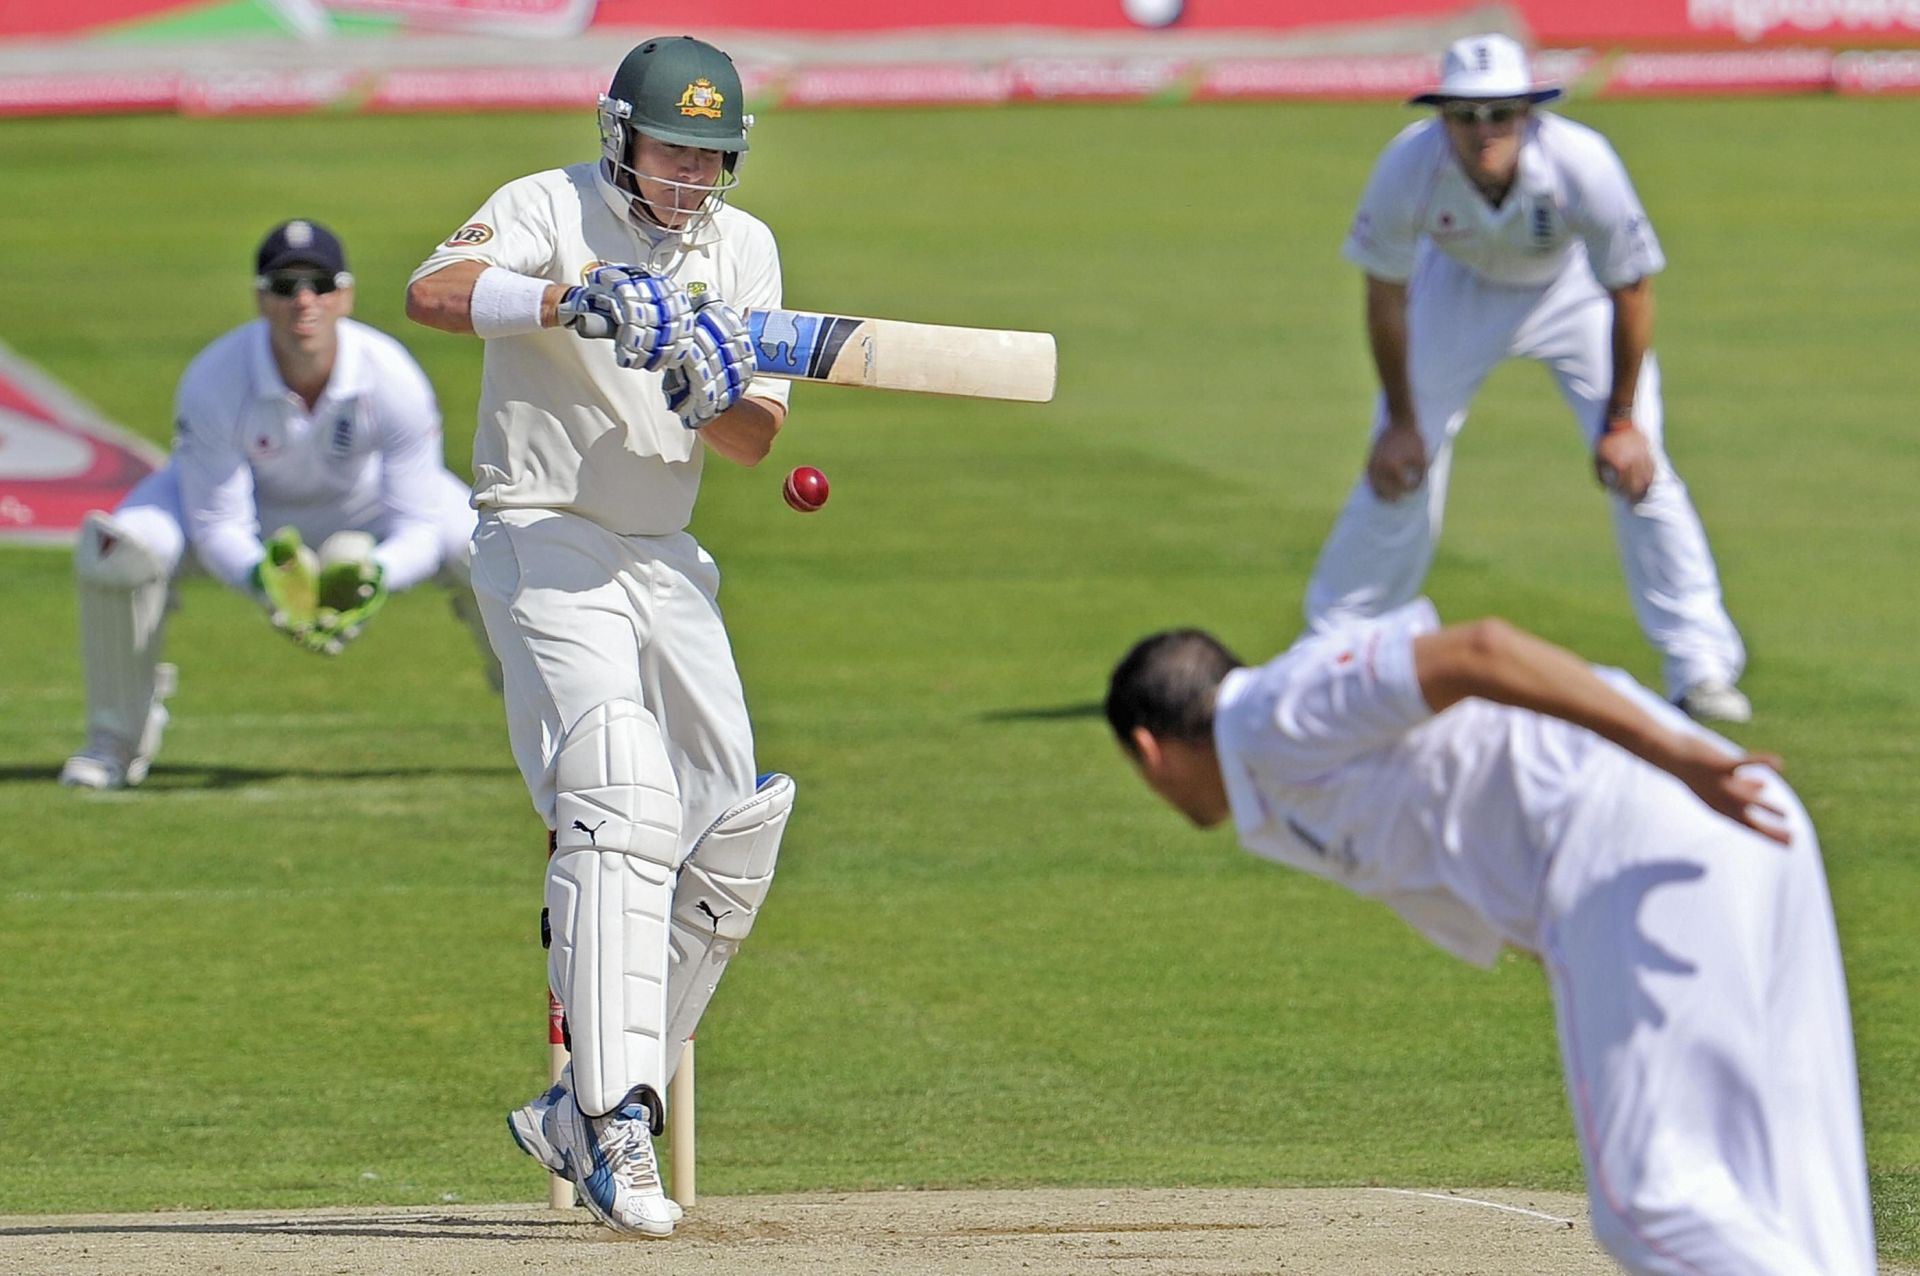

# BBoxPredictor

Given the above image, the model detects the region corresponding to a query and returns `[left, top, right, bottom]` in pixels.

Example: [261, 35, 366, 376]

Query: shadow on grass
[978, 701, 1105, 723]
[0, 764, 517, 790]
[0, 1212, 578, 1243]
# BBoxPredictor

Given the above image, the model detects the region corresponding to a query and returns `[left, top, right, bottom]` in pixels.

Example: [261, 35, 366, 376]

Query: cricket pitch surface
[6, 1187, 1915, 1274]
[0, 1185, 1616, 1275]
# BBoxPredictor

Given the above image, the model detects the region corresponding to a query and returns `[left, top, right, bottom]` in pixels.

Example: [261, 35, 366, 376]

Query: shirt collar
[1212, 667, 1274, 839]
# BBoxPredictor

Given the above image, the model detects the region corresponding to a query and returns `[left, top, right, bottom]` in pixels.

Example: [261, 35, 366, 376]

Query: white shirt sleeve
[171, 363, 265, 592]
[409, 174, 560, 286]
[1247, 600, 1440, 776]
[1566, 132, 1666, 289]
[1341, 125, 1429, 284]
[365, 341, 448, 592]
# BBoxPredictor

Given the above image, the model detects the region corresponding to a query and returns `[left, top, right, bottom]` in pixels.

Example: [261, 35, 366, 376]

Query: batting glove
[559, 266, 695, 371]
[661, 295, 755, 429]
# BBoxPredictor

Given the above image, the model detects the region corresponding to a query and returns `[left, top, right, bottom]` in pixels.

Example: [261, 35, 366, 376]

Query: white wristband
[469, 267, 551, 339]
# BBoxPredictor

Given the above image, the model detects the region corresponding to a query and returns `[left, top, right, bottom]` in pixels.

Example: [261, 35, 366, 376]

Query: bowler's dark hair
[1105, 629, 1245, 756]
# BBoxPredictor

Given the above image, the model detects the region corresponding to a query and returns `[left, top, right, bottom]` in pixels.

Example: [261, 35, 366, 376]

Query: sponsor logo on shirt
[445, 223, 494, 247]
[678, 79, 725, 119]
[686, 281, 708, 298]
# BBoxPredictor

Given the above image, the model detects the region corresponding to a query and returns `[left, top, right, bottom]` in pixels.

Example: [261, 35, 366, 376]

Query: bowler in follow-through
[1107, 602, 1874, 1276]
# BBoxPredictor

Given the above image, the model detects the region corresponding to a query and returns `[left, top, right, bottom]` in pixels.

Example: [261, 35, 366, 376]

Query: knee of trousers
[1588, 1179, 1822, 1276]
[546, 699, 683, 1116]
[75, 511, 171, 588]
[663, 773, 795, 1051]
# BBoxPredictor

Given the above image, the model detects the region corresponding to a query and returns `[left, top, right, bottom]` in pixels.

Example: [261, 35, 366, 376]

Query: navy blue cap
[255, 219, 347, 275]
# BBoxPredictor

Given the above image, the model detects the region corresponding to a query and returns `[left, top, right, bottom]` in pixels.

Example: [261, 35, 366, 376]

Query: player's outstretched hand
[303, 560, 388, 656]
[1366, 423, 1428, 500]
[297, 532, 388, 656]
[1663, 734, 1790, 845]
[1594, 424, 1655, 502]
[251, 526, 321, 640]
[661, 294, 754, 429]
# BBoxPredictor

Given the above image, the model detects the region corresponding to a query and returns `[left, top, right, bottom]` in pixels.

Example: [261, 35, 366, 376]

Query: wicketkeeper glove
[304, 557, 388, 656]
[249, 526, 320, 641]
[661, 294, 755, 429]
[560, 264, 696, 372]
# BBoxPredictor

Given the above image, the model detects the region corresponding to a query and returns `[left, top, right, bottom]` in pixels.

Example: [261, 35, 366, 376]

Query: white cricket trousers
[468, 508, 756, 855]
[1305, 249, 1745, 699]
[1541, 763, 1875, 1275]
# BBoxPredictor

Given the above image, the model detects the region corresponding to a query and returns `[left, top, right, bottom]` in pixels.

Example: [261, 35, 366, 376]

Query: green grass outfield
[1, 98, 1914, 1259]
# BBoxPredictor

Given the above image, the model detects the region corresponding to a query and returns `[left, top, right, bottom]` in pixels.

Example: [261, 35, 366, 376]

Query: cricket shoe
[1676, 679, 1752, 725]
[545, 1084, 680, 1236]
[60, 665, 177, 790]
[507, 1073, 569, 1175]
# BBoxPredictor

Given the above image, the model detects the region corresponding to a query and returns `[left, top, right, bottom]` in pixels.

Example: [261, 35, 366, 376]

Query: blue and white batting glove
[559, 265, 695, 371]
[661, 295, 755, 429]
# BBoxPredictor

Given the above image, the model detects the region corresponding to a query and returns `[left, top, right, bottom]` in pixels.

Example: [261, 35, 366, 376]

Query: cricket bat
[746, 308, 1056, 403]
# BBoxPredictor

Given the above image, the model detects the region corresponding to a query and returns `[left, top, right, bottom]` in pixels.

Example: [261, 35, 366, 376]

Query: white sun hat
[1408, 33, 1563, 105]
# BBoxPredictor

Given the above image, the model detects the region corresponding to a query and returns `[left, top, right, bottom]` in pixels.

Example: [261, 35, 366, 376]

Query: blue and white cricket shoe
[506, 1072, 568, 1174]
[542, 1083, 679, 1236]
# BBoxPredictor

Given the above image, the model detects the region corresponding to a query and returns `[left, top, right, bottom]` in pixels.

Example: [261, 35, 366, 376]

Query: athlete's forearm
[1605, 277, 1655, 427]
[406, 262, 565, 336]
[1365, 275, 1417, 430]
[698, 396, 785, 466]
[1413, 620, 1677, 763]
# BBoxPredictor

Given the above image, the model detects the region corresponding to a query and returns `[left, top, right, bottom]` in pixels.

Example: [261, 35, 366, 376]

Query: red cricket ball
[782, 465, 830, 513]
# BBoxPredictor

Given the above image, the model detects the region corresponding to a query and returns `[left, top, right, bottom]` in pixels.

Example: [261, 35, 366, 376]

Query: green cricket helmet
[598, 36, 752, 234]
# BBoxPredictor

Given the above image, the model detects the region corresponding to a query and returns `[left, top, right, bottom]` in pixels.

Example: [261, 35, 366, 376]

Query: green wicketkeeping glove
[303, 547, 388, 656]
[251, 526, 320, 638]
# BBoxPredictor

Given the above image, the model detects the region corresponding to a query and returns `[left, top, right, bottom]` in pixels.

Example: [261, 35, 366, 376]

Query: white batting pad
[548, 699, 684, 1117]
[664, 772, 794, 1072]
[73, 511, 172, 751]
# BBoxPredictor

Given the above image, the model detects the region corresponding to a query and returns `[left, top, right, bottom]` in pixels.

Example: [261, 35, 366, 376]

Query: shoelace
[600, 1109, 664, 1194]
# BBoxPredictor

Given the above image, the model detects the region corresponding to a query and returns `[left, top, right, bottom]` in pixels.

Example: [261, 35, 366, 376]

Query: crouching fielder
[406, 35, 793, 1237]
[61, 219, 493, 791]
[1106, 602, 1873, 1275]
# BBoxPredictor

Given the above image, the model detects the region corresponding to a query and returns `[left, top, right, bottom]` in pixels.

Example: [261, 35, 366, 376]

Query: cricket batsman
[61, 219, 493, 791]
[406, 36, 794, 1237]
[1305, 35, 1752, 724]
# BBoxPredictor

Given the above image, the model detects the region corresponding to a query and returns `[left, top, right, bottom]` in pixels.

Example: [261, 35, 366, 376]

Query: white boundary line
[1370, 1188, 1580, 1227]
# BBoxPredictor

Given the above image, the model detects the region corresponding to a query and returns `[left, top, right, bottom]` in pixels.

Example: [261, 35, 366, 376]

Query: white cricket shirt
[411, 162, 789, 536]
[171, 317, 448, 591]
[1214, 600, 1636, 966]
[1343, 113, 1665, 289]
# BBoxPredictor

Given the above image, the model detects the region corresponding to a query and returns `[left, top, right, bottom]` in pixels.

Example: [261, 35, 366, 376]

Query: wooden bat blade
[747, 309, 1056, 403]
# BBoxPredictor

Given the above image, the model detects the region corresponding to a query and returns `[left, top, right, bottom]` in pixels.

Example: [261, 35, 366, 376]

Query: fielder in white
[60, 219, 492, 791]
[1307, 34, 1751, 724]
[1107, 605, 1874, 1275]
[406, 36, 793, 1237]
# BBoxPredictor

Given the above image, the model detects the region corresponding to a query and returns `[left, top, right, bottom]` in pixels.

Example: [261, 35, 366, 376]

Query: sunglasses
[257, 271, 351, 297]
[1440, 100, 1528, 125]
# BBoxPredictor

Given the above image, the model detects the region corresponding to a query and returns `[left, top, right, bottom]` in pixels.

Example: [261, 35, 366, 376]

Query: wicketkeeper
[61, 220, 495, 791]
